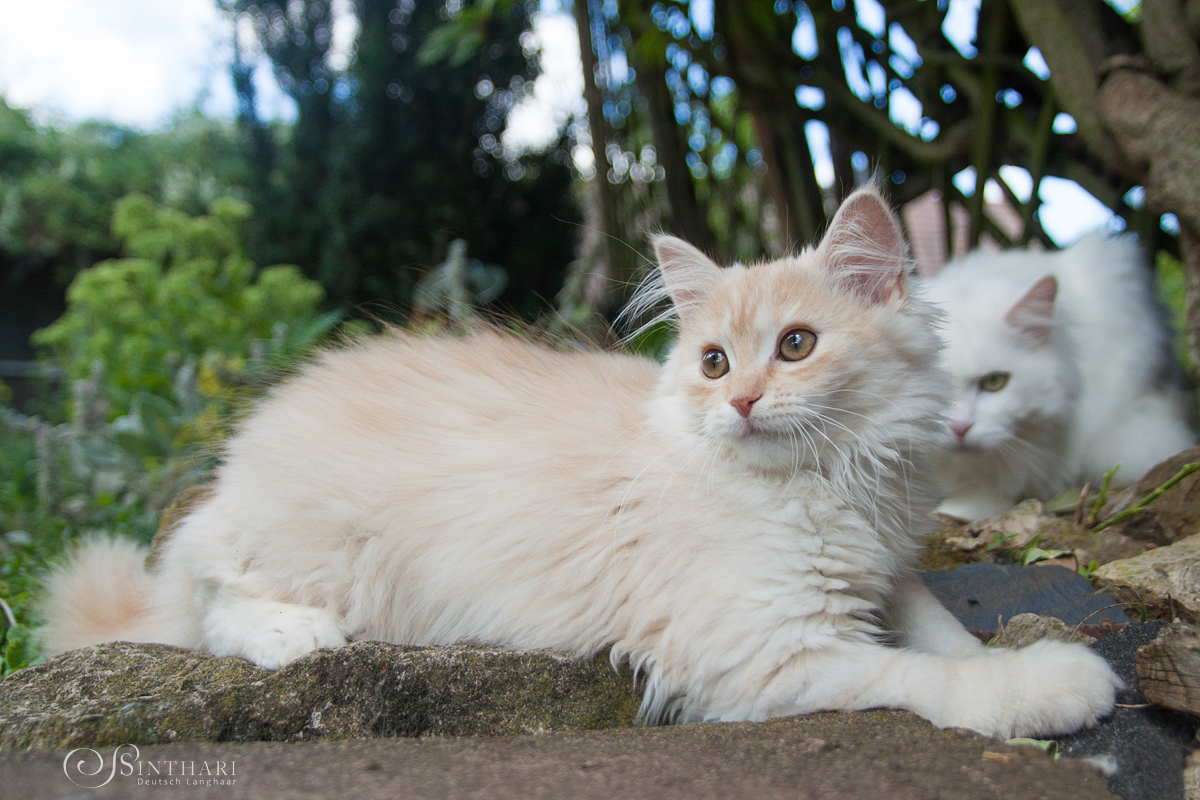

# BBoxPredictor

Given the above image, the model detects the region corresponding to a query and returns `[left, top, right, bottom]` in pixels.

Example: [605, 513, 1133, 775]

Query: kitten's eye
[979, 372, 1010, 392]
[778, 329, 818, 362]
[700, 348, 729, 379]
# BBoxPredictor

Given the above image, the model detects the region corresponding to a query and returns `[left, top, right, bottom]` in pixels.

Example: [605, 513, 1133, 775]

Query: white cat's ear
[817, 186, 909, 304]
[1005, 275, 1057, 340]
[653, 234, 723, 322]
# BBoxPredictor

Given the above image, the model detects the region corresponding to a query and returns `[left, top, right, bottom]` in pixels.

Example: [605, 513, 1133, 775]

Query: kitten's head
[921, 263, 1076, 462]
[646, 187, 946, 475]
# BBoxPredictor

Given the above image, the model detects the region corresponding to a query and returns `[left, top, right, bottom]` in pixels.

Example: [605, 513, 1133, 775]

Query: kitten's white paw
[943, 640, 1122, 738]
[205, 600, 346, 670]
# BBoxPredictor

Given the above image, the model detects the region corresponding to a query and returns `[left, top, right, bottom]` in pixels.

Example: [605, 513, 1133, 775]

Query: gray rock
[0, 710, 1116, 800]
[920, 563, 1132, 633]
[1058, 621, 1198, 800]
[0, 640, 641, 749]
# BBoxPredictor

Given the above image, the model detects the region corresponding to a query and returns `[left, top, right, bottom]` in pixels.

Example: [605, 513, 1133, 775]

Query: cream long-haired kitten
[42, 188, 1119, 738]
[923, 233, 1195, 520]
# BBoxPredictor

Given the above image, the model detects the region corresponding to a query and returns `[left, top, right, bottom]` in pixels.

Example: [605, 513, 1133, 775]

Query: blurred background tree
[8, 0, 1196, 348]
[563, 1, 1180, 315]
[223, 0, 580, 317]
[0, 104, 248, 362]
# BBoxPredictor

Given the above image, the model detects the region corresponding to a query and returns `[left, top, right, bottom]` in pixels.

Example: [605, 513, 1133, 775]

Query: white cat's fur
[41, 188, 1120, 737]
[923, 232, 1195, 520]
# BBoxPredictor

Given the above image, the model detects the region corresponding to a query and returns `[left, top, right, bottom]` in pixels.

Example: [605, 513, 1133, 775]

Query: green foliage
[1087, 463, 1121, 527]
[0, 100, 249, 288]
[1, 194, 339, 671]
[986, 531, 1019, 552]
[32, 194, 334, 416]
[1156, 252, 1191, 375]
[0, 421, 163, 675]
[0, 194, 343, 676]
[625, 320, 679, 362]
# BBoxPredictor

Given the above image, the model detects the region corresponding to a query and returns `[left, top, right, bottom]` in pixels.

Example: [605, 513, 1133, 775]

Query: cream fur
[40, 187, 1120, 738]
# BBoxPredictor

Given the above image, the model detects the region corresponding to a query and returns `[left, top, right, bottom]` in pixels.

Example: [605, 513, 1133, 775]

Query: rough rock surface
[987, 612, 1093, 648]
[0, 641, 640, 749]
[1059, 622, 1198, 800]
[1101, 446, 1200, 546]
[1093, 534, 1200, 623]
[920, 563, 1131, 632]
[1, 711, 1116, 800]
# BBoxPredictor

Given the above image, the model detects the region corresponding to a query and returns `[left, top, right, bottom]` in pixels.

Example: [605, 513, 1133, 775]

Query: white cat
[41, 188, 1119, 738]
[923, 232, 1195, 520]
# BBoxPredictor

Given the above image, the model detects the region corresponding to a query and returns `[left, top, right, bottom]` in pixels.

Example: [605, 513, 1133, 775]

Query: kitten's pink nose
[731, 394, 762, 419]
[950, 421, 973, 440]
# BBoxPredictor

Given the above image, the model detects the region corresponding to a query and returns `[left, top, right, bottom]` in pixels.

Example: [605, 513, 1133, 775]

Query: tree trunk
[634, 61, 713, 252]
[572, 0, 638, 315]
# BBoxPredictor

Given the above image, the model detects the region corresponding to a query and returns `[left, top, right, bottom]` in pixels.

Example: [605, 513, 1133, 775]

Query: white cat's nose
[950, 420, 973, 439]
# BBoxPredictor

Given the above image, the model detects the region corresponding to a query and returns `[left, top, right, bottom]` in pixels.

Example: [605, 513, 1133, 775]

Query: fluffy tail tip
[38, 535, 157, 656]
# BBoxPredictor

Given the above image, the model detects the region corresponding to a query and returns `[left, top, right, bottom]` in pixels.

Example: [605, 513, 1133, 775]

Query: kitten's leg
[201, 586, 347, 670]
[762, 637, 1121, 738]
[885, 572, 986, 658]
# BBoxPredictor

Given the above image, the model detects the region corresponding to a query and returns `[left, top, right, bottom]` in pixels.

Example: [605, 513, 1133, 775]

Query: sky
[0, 0, 1122, 247]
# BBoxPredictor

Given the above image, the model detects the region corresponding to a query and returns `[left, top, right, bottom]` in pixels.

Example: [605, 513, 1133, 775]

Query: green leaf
[986, 532, 1019, 551]
[417, 13, 487, 69]
[416, 24, 465, 67]
[291, 310, 344, 350]
[1020, 547, 1071, 566]
[2, 623, 37, 675]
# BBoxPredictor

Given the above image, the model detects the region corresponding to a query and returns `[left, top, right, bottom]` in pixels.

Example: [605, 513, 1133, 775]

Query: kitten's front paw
[979, 640, 1122, 738]
[205, 600, 346, 670]
[245, 605, 346, 670]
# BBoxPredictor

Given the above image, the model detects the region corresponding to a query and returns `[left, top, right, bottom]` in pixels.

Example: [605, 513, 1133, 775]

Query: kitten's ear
[653, 234, 723, 322]
[1005, 275, 1057, 341]
[817, 186, 909, 304]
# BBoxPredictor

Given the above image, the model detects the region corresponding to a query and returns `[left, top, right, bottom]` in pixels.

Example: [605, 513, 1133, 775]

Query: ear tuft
[817, 186, 909, 304]
[652, 235, 723, 322]
[1005, 275, 1057, 341]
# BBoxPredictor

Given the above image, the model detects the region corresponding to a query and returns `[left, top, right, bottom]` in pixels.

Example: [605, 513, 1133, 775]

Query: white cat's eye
[979, 372, 1010, 392]
[778, 328, 818, 362]
[701, 348, 729, 379]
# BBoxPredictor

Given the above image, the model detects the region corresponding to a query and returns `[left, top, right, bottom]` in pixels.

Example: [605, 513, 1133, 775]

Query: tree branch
[1006, 0, 1131, 177]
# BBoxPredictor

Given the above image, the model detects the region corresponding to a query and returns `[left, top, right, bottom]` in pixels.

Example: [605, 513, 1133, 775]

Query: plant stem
[1093, 463, 1200, 532]
[1087, 463, 1121, 527]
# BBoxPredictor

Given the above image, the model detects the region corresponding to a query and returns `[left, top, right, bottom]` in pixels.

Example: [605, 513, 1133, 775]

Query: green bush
[2, 193, 342, 673]
[33, 193, 338, 416]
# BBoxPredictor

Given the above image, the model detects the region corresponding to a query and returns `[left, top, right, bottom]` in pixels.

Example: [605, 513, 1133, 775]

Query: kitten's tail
[38, 536, 200, 656]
